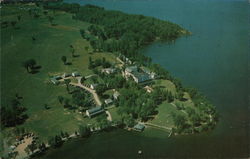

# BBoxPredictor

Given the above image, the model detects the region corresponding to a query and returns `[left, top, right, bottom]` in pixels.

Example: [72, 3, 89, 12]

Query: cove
[40, 0, 249, 158]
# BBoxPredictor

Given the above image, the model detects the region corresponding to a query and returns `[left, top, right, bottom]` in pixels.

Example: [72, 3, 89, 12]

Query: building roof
[90, 83, 98, 87]
[125, 66, 138, 73]
[50, 78, 59, 84]
[133, 72, 151, 83]
[140, 66, 151, 74]
[72, 72, 80, 76]
[134, 124, 145, 131]
[102, 68, 116, 74]
[87, 106, 104, 116]
[54, 76, 62, 80]
[105, 99, 113, 104]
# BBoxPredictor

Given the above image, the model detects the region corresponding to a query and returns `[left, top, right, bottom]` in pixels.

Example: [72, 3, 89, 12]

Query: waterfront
[41, 0, 249, 158]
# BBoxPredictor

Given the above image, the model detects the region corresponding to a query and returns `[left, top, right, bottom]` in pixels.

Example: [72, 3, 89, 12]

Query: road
[69, 77, 102, 106]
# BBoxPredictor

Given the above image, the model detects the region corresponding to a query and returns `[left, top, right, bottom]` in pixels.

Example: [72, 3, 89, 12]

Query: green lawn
[109, 107, 122, 122]
[147, 101, 187, 128]
[153, 79, 177, 94]
[1, 4, 117, 144]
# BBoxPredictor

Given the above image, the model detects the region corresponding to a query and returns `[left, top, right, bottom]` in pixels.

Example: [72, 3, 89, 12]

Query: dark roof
[133, 72, 151, 83]
[72, 72, 80, 76]
[87, 107, 104, 116]
[54, 76, 62, 80]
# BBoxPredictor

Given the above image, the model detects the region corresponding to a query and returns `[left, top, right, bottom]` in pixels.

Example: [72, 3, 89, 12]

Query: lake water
[42, 0, 249, 158]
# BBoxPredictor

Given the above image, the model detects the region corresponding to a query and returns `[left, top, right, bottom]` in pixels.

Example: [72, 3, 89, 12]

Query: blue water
[43, 0, 249, 158]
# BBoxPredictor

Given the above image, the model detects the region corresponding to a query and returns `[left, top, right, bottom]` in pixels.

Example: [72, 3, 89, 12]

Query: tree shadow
[73, 54, 80, 58]
[52, 23, 58, 26]
[30, 70, 40, 74]
[33, 65, 42, 69]
[30, 65, 42, 74]
[66, 62, 72, 65]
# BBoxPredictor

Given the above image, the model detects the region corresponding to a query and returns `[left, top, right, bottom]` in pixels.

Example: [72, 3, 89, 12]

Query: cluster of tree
[101, 75, 126, 90]
[44, 3, 186, 65]
[48, 135, 63, 148]
[1, 98, 28, 127]
[152, 86, 174, 104]
[185, 87, 218, 121]
[172, 102, 218, 134]
[88, 57, 112, 69]
[116, 82, 167, 122]
[171, 113, 191, 134]
[58, 88, 94, 111]
[96, 114, 112, 130]
[1, 20, 18, 29]
[78, 125, 91, 137]
[43, 1, 80, 13]
[24, 141, 47, 156]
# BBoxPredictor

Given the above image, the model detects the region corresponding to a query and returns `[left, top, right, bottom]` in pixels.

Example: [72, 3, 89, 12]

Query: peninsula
[0, 1, 218, 158]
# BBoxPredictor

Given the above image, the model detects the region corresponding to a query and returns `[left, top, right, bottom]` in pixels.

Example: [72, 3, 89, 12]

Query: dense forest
[44, 3, 189, 64]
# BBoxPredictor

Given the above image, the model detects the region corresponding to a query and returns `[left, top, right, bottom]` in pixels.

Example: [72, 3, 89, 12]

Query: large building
[86, 106, 105, 118]
[124, 66, 154, 84]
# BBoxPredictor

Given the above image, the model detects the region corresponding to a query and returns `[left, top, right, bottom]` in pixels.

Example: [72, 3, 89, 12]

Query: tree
[43, 11, 48, 16]
[48, 16, 54, 25]
[29, 59, 36, 69]
[80, 76, 86, 84]
[88, 57, 93, 69]
[48, 136, 55, 147]
[79, 125, 91, 137]
[22, 61, 31, 73]
[11, 21, 17, 28]
[58, 96, 64, 104]
[63, 98, 71, 108]
[1, 98, 27, 127]
[22, 59, 38, 73]
[17, 15, 21, 21]
[44, 104, 50, 110]
[24, 147, 30, 155]
[84, 46, 89, 53]
[38, 142, 46, 152]
[28, 143, 37, 153]
[32, 36, 36, 41]
[54, 135, 63, 147]
[64, 79, 71, 93]
[61, 56, 67, 65]
[71, 48, 75, 57]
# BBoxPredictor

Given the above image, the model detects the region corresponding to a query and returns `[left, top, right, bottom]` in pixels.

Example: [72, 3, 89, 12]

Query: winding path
[69, 77, 102, 106]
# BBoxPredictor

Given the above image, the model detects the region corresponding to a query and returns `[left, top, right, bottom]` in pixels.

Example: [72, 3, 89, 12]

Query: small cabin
[54, 76, 62, 80]
[133, 124, 145, 132]
[50, 78, 59, 85]
[86, 106, 105, 118]
[113, 91, 120, 100]
[72, 72, 80, 77]
[102, 68, 116, 74]
[104, 99, 113, 105]
[90, 84, 98, 90]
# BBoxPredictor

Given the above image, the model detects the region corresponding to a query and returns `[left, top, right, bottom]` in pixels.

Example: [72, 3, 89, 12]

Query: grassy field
[0, 4, 118, 145]
[109, 107, 122, 122]
[153, 79, 177, 94]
